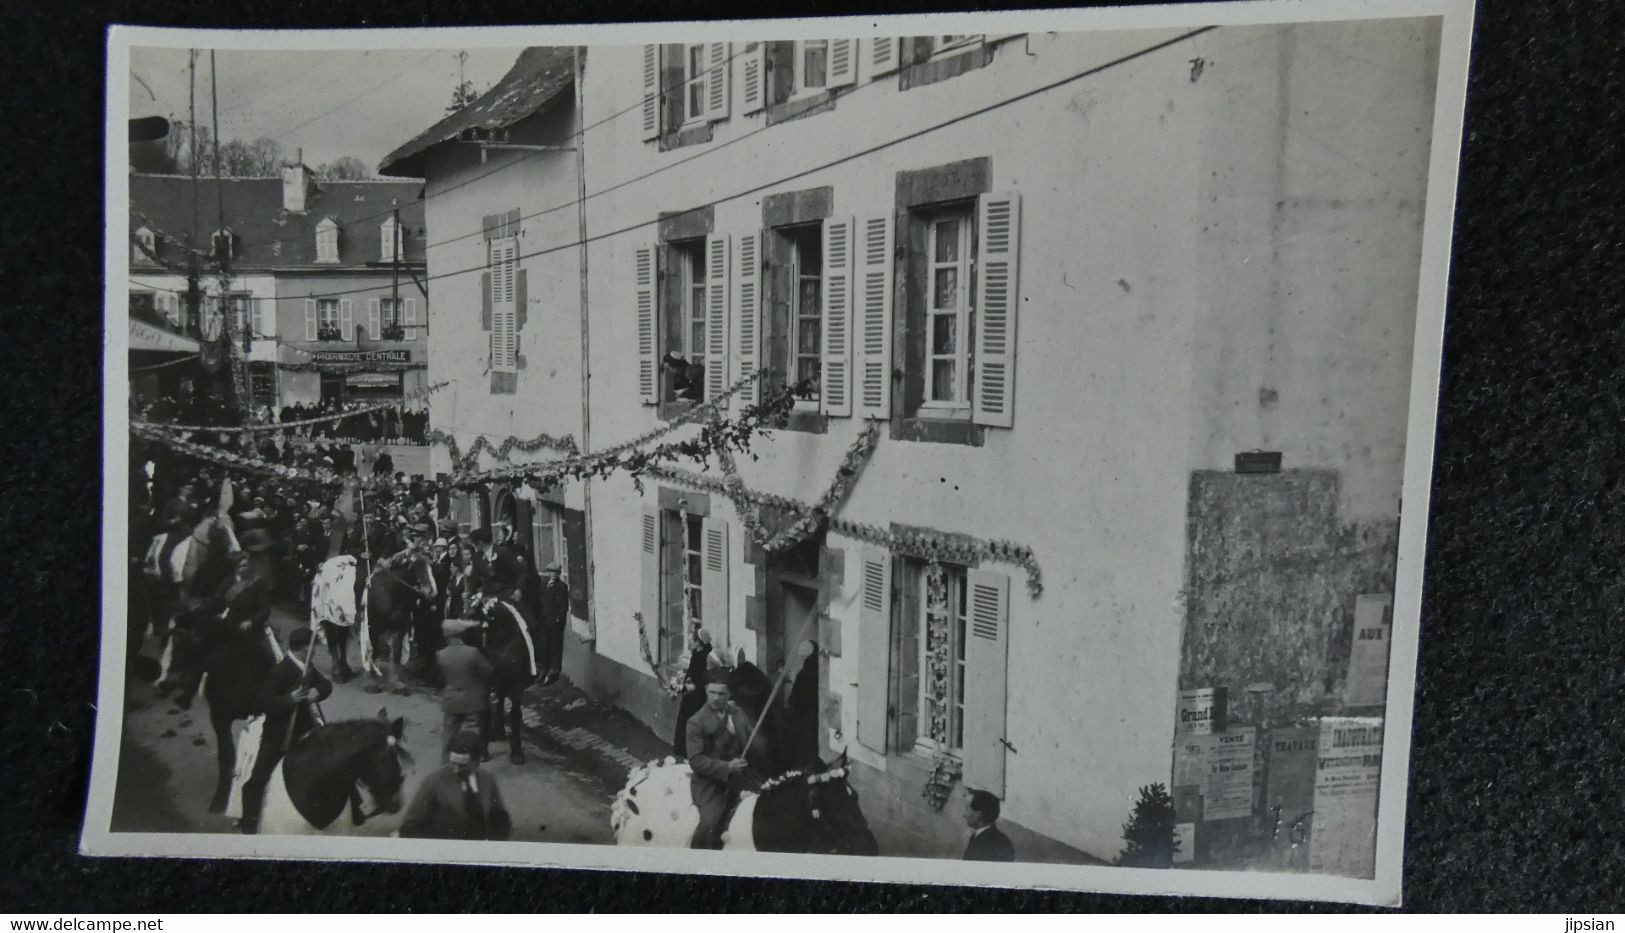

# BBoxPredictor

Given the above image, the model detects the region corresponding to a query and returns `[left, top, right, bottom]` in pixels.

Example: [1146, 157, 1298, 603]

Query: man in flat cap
[535, 560, 571, 686]
[686, 674, 769, 849]
[436, 618, 493, 761]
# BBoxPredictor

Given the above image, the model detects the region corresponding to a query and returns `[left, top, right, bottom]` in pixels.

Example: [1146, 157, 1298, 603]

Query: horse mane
[291, 718, 388, 767]
[755, 765, 851, 796]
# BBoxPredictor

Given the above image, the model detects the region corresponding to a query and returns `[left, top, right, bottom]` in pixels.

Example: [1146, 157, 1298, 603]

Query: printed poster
[1309, 717, 1384, 877]
[1345, 594, 1394, 706]
[1176, 687, 1226, 736]
[1266, 726, 1321, 821]
[1203, 728, 1255, 821]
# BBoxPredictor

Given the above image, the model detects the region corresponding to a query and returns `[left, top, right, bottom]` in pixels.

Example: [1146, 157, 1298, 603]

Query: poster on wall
[1203, 729, 1255, 821]
[1345, 594, 1394, 707]
[1310, 717, 1385, 877]
[1177, 687, 1227, 736]
[1266, 726, 1321, 823]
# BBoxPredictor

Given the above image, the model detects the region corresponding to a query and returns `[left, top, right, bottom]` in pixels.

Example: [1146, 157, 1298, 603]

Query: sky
[128, 47, 525, 174]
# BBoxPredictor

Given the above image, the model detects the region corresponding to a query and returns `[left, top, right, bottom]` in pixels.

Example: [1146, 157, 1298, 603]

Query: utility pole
[572, 44, 598, 644]
[211, 49, 248, 421]
[186, 50, 201, 340]
[391, 199, 402, 336]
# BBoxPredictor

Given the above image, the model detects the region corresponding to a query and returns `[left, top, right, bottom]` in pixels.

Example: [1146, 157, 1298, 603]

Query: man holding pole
[238, 625, 332, 834]
[686, 676, 768, 850]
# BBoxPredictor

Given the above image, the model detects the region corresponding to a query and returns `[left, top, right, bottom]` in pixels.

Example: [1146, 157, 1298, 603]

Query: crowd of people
[274, 398, 430, 445]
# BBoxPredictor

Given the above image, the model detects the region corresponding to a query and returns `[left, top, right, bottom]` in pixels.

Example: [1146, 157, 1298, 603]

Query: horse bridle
[348, 735, 411, 824]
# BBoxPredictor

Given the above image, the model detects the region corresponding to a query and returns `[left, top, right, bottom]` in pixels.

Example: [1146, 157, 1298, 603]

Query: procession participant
[436, 620, 493, 762]
[239, 626, 333, 834]
[961, 789, 1016, 862]
[400, 728, 512, 841]
[218, 527, 281, 633]
[469, 527, 544, 672]
[686, 676, 768, 850]
[536, 561, 571, 686]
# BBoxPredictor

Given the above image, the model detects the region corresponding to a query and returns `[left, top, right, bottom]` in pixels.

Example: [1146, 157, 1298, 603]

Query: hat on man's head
[447, 728, 484, 758]
[409, 522, 434, 537]
[432, 537, 450, 549]
[288, 627, 313, 653]
[468, 528, 492, 544]
[239, 528, 280, 554]
[543, 561, 563, 573]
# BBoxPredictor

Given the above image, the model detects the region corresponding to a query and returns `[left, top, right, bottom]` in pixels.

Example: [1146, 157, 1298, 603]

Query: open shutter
[367, 299, 381, 340]
[867, 37, 901, 78]
[563, 508, 589, 622]
[634, 244, 658, 405]
[856, 548, 893, 755]
[492, 239, 518, 374]
[962, 568, 1011, 797]
[339, 299, 354, 341]
[733, 231, 761, 408]
[640, 45, 662, 141]
[640, 506, 662, 663]
[820, 217, 854, 417]
[705, 233, 731, 405]
[740, 42, 767, 115]
[480, 272, 492, 332]
[304, 298, 317, 341]
[701, 519, 729, 655]
[828, 39, 858, 90]
[857, 213, 895, 419]
[705, 42, 731, 120]
[403, 297, 418, 329]
[973, 192, 1021, 428]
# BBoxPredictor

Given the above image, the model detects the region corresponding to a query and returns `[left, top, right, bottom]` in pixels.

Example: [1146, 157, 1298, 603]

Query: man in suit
[400, 728, 512, 841]
[240, 626, 333, 834]
[436, 620, 493, 762]
[962, 788, 1017, 862]
[686, 677, 767, 850]
[535, 561, 571, 686]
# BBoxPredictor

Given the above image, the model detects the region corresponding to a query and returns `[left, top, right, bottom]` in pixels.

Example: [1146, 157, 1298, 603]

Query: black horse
[468, 598, 541, 764]
[256, 712, 412, 835]
[311, 553, 436, 693]
[165, 610, 281, 814]
[719, 650, 823, 776]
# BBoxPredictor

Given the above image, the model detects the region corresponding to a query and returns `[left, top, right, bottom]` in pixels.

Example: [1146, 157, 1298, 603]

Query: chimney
[282, 147, 311, 213]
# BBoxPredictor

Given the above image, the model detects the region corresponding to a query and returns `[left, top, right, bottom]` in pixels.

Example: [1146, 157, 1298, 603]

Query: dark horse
[310, 553, 436, 693]
[467, 598, 541, 763]
[166, 609, 281, 814]
[717, 649, 823, 777]
[256, 712, 412, 835]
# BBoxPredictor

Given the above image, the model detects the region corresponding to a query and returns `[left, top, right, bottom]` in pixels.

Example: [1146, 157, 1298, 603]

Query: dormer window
[132, 226, 157, 264]
[211, 228, 236, 263]
[316, 217, 339, 264]
[380, 216, 400, 263]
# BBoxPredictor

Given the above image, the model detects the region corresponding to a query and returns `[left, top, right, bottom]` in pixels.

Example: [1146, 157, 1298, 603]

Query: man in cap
[536, 561, 571, 686]
[400, 727, 512, 841]
[436, 618, 493, 761]
[218, 527, 281, 633]
[240, 626, 332, 834]
[686, 673, 768, 849]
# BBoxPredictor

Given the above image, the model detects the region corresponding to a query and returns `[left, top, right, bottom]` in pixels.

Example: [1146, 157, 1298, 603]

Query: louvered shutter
[700, 519, 729, 654]
[962, 568, 1010, 796]
[857, 213, 895, 419]
[867, 37, 901, 78]
[403, 297, 417, 329]
[733, 232, 761, 408]
[339, 299, 354, 340]
[856, 548, 893, 755]
[828, 39, 858, 89]
[368, 299, 381, 340]
[705, 42, 731, 120]
[705, 234, 731, 405]
[640, 45, 662, 141]
[634, 244, 658, 405]
[973, 192, 1021, 428]
[640, 506, 662, 665]
[304, 298, 317, 341]
[491, 238, 518, 374]
[820, 217, 854, 417]
[740, 42, 767, 115]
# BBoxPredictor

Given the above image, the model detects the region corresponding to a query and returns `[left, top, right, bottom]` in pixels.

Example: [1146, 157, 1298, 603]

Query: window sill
[659, 121, 715, 152]
[658, 398, 700, 422]
[890, 416, 985, 447]
[765, 89, 838, 127]
[784, 408, 829, 434]
[900, 46, 990, 92]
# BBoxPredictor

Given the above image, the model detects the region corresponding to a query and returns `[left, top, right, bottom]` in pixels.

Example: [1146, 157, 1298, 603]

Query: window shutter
[562, 508, 590, 621]
[403, 297, 417, 328]
[828, 39, 858, 90]
[705, 42, 731, 120]
[867, 37, 901, 78]
[640, 45, 662, 141]
[705, 233, 731, 405]
[304, 298, 317, 341]
[740, 42, 767, 115]
[856, 548, 893, 755]
[857, 213, 895, 419]
[973, 192, 1021, 428]
[701, 519, 729, 654]
[733, 231, 761, 408]
[640, 506, 662, 661]
[515, 268, 528, 332]
[962, 568, 1011, 797]
[481, 272, 492, 332]
[820, 217, 854, 417]
[492, 239, 518, 374]
[634, 244, 658, 405]
[339, 299, 354, 341]
[368, 299, 381, 340]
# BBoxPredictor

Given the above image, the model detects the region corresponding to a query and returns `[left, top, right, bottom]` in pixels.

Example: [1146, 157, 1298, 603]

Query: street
[110, 602, 665, 843]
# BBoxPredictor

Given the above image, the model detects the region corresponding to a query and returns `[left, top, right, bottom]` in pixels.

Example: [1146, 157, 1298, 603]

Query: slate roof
[378, 47, 576, 179]
[129, 174, 427, 271]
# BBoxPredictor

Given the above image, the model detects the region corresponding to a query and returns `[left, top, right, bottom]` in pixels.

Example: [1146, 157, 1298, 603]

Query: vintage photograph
[90, 1, 1473, 905]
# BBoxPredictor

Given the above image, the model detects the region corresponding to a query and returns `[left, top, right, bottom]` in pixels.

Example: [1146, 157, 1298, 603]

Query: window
[934, 35, 980, 56]
[129, 291, 158, 324]
[684, 45, 708, 125]
[794, 40, 828, 96]
[663, 240, 707, 402]
[529, 502, 567, 579]
[640, 504, 729, 671]
[316, 218, 339, 264]
[488, 237, 519, 376]
[317, 299, 341, 341]
[923, 208, 975, 411]
[379, 298, 406, 340]
[641, 43, 731, 144]
[226, 293, 254, 339]
[915, 562, 969, 753]
[788, 226, 823, 403]
[212, 228, 236, 263]
[132, 227, 157, 265]
[248, 362, 276, 407]
[380, 217, 400, 263]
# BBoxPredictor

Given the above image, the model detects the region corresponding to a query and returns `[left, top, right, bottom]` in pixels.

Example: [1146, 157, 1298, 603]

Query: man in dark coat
[685, 677, 767, 849]
[436, 620, 493, 761]
[400, 728, 512, 841]
[240, 626, 333, 834]
[961, 789, 1017, 862]
[535, 561, 571, 685]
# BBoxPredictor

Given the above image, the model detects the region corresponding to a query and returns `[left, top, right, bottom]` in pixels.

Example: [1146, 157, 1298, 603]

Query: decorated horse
[464, 597, 542, 763]
[611, 751, 878, 855]
[309, 549, 437, 693]
[144, 509, 242, 686]
[254, 712, 413, 836]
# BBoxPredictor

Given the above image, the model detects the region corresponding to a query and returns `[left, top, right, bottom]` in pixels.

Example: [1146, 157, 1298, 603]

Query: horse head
[350, 709, 412, 824]
[800, 750, 879, 857]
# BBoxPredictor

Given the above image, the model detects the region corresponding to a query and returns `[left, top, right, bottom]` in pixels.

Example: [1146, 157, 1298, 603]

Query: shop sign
[311, 349, 411, 364]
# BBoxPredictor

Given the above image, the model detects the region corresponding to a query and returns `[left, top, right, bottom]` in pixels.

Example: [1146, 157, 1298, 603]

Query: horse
[611, 751, 878, 856]
[466, 598, 541, 764]
[309, 552, 436, 693]
[144, 512, 241, 687]
[164, 614, 282, 814]
[256, 712, 413, 836]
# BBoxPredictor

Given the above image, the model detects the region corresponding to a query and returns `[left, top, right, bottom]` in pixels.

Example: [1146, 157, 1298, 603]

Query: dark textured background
[2, 0, 1620, 913]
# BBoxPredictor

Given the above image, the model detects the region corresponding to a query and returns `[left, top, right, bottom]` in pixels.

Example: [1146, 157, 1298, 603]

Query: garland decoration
[923, 559, 953, 746]
[130, 354, 200, 374]
[135, 381, 448, 435]
[923, 753, 962, 812]
[426, 428, 580, 472]
[632, 612, 687, 699]
[130, 423, 397, 493]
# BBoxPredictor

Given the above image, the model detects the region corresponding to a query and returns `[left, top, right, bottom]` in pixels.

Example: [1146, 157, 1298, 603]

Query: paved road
[111, 603, 624, 845]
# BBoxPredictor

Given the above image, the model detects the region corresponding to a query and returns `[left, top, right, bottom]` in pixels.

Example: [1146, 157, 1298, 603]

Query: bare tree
[315, 156, 372, 180]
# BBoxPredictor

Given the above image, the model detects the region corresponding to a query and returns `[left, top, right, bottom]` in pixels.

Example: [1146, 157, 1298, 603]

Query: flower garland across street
[130, 423, 398, 493]
[425, 428, 580, 473]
